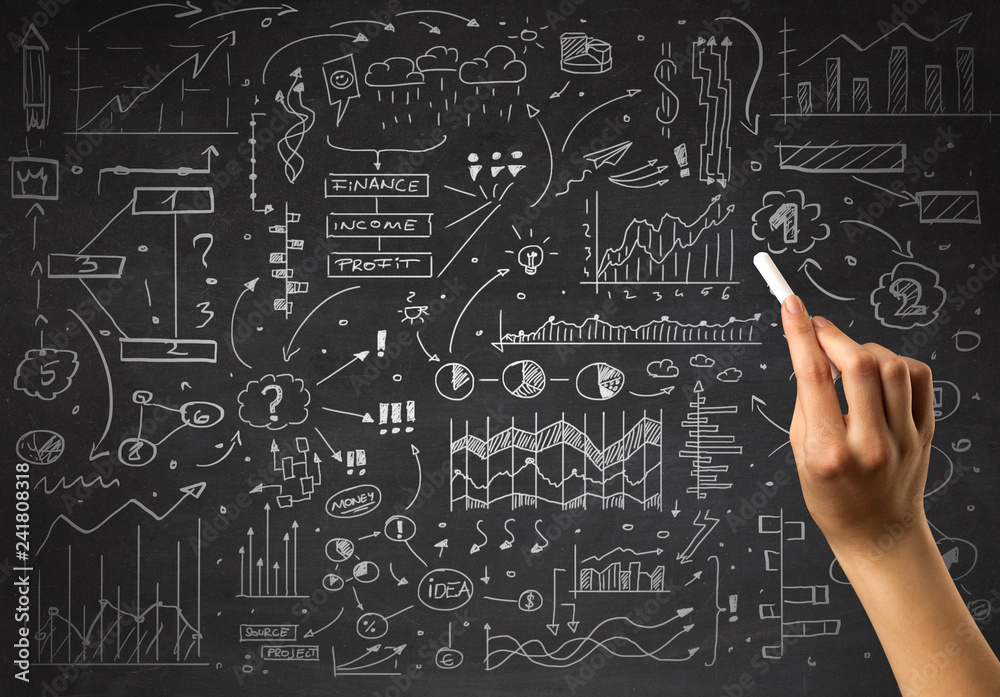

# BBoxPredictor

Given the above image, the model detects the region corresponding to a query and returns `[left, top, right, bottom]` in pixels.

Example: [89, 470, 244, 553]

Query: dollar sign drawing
[524, 594, 535, 610]
[654, 58, 680, 125]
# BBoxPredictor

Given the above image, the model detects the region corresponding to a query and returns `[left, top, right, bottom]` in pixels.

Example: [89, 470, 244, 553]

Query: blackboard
[3, 1, 999, 695]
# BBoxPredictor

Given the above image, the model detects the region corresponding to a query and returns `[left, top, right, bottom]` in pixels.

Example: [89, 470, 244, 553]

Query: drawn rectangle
[327, 213, 433, 238]
[132, 187, 215, 214]
[778, 143, 906, 173]
[47, 254, 125, 279]
[240, 625, 297, 642]
[9, 156, 59, 200]
[119, 338, 218, 363]
[327, 252, 433, 278]
[23, 45, 45, 108]
[783, 619, 841, 637]
[916, 191, 981, 224]
[324, 173, 429, 198]
[259, 645, 319, 661]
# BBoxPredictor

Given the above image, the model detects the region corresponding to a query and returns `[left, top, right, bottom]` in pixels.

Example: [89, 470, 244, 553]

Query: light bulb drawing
[517, 245, 544, 275]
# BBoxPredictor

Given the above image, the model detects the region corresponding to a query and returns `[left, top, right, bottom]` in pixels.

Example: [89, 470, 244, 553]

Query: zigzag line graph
[450, 413, 664, 510]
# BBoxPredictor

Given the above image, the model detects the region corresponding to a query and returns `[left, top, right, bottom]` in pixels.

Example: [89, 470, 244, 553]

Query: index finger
[781, 296, 845, 436]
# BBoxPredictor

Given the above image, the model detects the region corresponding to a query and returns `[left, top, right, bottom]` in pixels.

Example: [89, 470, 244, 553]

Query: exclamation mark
[728, 593, 738, 623]
[674, 143, 690, 178]
[405, 400, 415, 433]
[377, 330, 387, 357]
[396, 518, 404, 539]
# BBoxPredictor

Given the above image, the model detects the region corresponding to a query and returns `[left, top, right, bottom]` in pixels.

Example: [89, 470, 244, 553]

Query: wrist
[830, 513, 936, 580]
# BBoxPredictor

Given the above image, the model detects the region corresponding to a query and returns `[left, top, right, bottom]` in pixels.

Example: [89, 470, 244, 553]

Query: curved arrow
[841, 219, 913, 259]
[449, 269, 509, 353]
[405, 444, 422, 510]
[89, 2, 201, 31]
[263, 34, 360, 84]
[189, 3, 296, 27]
[303, 607, 343, 638]
[196, 430, 242, 468]
[799, 259, 855, 301]
[561, 90, 641, 152]
[715, 16, 762, 134]
[396, 9, 479, 27]
[750, 396, 790, 435]
[415, 331, 439, 362]
[229, 278, 259, 369]
[69, 309, 113, 459]
[284, 285, 361, 361]
[527, 104, 554, 208]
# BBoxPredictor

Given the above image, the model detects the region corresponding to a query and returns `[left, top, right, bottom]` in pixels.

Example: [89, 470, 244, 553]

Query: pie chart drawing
[435, 363, 475, 401]
[502, 360, 546, 399]
[575, 362, 625, 401]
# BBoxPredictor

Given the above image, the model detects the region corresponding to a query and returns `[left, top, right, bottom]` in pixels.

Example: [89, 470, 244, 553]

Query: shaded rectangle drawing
[797, 81, 813, 114]
[916, 191, 981, 224]
[888, 46, 908, 113]
[852, 78, 871, 113]
[957, 47, 975, 113]
[925, 65, 944, 114]
[778, 143, 906, 173]
[826, 58, 840, 112]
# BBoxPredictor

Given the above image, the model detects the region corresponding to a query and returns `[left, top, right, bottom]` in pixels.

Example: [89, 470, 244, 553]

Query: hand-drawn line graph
[494, 311, 761, 351]
[449, 412, 664, 511]
[680, 382, 742, 499]
[585, 194, 737, 286]
[35, 523, 204, 666]
[67, 32, 239, 136]
[778, 13, 990, 119]
[758, 510, 841, 659]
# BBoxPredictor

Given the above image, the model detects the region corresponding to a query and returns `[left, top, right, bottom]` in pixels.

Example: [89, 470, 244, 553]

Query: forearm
[836, 522, 1000, 697]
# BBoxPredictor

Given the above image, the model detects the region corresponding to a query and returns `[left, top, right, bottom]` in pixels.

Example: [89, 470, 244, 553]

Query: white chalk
[754, 252, 841, 381]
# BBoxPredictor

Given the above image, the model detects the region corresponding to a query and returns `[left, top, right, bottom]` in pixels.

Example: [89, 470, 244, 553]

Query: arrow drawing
[303, 607, 344, 639]
[750, 396, 790, 435]
[229, 277, 259, 369]
[841, 217, 914, 259]
[38, 483, 206, 551]
[714, 15, 762, 134]
[527, 104, 554, 208]
[89, 2, 202, 31]
[317, 351, 370, 386]
[561, 90, 641, 152]
[189, 3, 296, 27]
[405, 445, 422, 510]
[326, 134, 447, 171]
[799, 259, 855, 301]
[449, 269, 509, 353]
[284, 285, 361, 361]
[322, 407, 374, 422]
[68, 309, 114, 460]
[196, 430, 242, 468]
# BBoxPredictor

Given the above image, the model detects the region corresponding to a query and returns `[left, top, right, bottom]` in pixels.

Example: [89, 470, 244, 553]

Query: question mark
[261, 384, 283, 422]
[193, 233, 214, 269]
[406, 291, 416, 303]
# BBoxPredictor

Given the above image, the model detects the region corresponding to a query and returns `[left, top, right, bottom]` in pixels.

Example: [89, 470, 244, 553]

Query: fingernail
[812, 316, 830, 328]
[785, 295, 805, 315]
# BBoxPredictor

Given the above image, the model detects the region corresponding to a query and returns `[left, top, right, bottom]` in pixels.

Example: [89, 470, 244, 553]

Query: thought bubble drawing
[646, 359, 679, 379]
[238, 374, 310, 430]
[752, 190, 830, 255]
[871, 262, 946, 330]
[460, 45, 526, 85]
[14, 349, 79, 401]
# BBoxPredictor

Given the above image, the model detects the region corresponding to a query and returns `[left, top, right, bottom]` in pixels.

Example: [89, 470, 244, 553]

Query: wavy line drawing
[36, 475, 120, 494]
[486, 608, 696, 670]
[276, 69, 315, 184]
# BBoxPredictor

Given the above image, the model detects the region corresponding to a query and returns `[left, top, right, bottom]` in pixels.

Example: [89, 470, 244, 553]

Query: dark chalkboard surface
[3, 1, 999, 695]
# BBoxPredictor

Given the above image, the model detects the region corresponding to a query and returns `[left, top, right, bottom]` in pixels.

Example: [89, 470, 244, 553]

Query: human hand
[781, 295, 936, 563]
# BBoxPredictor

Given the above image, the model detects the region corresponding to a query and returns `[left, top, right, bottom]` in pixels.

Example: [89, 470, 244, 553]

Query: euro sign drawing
[322, 54, 360, 127]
